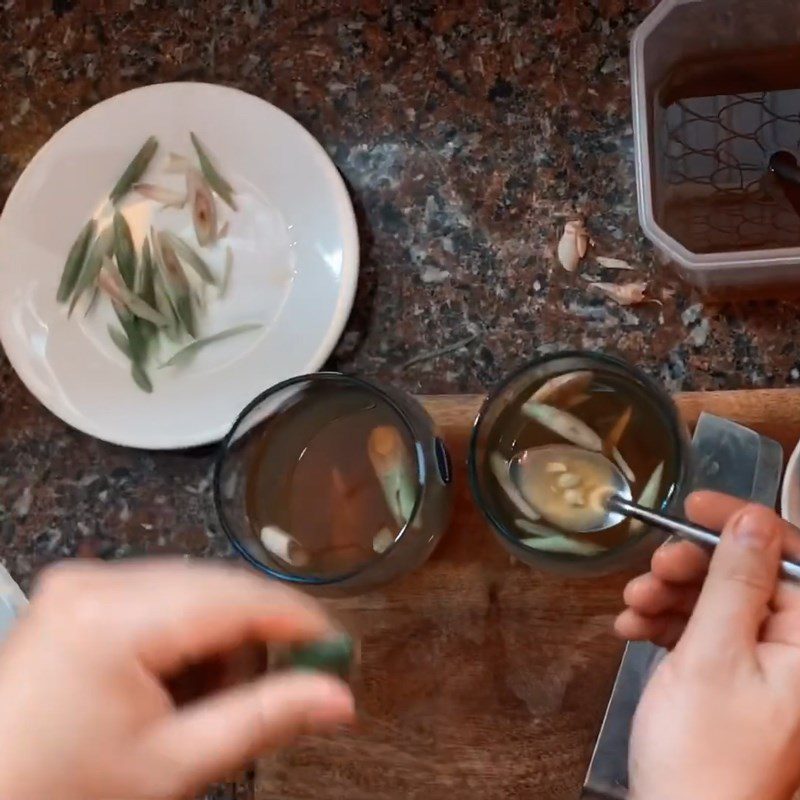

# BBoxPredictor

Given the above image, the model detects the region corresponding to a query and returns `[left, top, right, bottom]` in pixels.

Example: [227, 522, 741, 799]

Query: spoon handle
[608, 496, 800, 583]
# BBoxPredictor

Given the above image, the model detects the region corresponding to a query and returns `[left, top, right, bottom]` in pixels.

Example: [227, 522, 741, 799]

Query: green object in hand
[288, 635, 354, 679]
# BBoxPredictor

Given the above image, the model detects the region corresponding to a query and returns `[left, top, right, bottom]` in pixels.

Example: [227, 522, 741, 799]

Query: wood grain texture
[255, 390, 800, 800]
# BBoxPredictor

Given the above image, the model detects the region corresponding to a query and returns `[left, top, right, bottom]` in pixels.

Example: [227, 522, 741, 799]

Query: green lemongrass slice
[109, 136, 158, 204]
[57, 219, 95, 303]
[190, 132, 237, 210]
[131, 361, 153, 393]
[219, 246, 233, 298]
[367, 425, 419, 529]
[490, 452, 541, 520]
[515, 519, 558, 538]
[161, 230, 218, 285]
[521, 401, 602, 451]
[522, 535, 605, 556]
[153, 230, 195, 337]
[630, 462, 665, 535]
[530, 371, 593, 405]
[68, 225, 115, 316]
[113, 211, 136, 290]
[107, 324, 131, 359]
[98, 258, 167, 327]
[159, 323, 262, 368]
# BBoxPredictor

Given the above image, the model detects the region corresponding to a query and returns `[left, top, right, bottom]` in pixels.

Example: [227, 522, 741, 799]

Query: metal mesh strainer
[658, 89, 800, 253]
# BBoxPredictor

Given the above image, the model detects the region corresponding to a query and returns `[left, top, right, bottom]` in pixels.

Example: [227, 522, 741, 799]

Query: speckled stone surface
[1, 0, 799, 797]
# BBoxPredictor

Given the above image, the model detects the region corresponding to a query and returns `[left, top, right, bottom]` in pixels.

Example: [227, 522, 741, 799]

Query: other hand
[618, 492, 800, 800]
[0, 560, 354, 800]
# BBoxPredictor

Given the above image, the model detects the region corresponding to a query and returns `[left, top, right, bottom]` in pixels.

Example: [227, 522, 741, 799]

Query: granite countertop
[1, 1, 798, 798]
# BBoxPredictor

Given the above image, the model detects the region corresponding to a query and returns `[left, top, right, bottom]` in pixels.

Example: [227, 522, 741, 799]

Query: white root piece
[133, 183, 186, 208]
[372, 527, 395, 554]
[490, 452, 541, 520]
[630, 462, 665, 535]
[260, 525, 309, 567]
[522, 402, 603, 451]
[590, 281, 648, 306]
[515, 519, 559, 538]
[613, 447, 636, 483]
[557, 220, 589, 272]
[596, 256, 635, 271]
[545, 462, 568, 474]
[531, 370, 593, 405]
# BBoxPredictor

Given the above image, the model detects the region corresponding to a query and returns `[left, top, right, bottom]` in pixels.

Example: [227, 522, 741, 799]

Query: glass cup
[214, 373, 453, 595]
[469, 351, 691, 576]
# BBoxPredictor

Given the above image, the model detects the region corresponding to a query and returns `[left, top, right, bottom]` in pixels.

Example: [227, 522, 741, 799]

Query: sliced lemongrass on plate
[109, 135, 158, 204]
[159, 323, 263, 368]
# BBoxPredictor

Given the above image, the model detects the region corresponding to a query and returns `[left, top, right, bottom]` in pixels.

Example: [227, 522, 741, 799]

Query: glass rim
[468, 350, 690, 563]
[213, 371, 427, 586]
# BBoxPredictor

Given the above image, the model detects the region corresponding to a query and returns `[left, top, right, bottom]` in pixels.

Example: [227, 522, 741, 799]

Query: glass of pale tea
[469, 352, 691, 575]
[214, 373, 453, 595]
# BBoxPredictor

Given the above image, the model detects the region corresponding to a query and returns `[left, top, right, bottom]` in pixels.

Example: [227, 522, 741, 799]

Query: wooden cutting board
[255, 390, 798, 800]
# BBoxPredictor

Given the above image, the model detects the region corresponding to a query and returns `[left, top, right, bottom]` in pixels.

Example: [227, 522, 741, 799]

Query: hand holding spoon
[511, 446, 800, 582]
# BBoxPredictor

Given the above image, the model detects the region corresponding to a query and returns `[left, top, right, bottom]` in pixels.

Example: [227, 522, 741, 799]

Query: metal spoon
[511, 446, 800, 581]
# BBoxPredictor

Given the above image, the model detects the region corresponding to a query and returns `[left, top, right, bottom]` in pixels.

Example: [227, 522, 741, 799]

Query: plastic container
[631, 0, 800, 294]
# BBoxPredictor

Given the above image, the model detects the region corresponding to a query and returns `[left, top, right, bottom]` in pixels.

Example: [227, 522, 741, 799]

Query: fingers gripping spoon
[511, 445, 800, 581]
[581, 413, 784, 799]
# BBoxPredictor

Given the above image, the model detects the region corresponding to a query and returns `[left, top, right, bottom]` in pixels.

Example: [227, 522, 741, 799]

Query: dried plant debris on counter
[589, 281, 649, 306]
[489, 369, 675, 558]
[595, 256, 636, 271]
[56, 134, 259, 392]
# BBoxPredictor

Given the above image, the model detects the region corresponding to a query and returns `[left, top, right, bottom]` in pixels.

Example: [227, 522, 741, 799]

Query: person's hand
[0, 560, 355, 800]
[616, 492, 800, 800]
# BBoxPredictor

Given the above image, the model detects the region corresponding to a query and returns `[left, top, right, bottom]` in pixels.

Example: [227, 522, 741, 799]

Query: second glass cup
[214, 373, 453, 595]
[469, 352, 691, 576]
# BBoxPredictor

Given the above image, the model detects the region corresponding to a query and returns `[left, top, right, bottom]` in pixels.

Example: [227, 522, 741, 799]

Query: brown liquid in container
[657, 47, 800, 255]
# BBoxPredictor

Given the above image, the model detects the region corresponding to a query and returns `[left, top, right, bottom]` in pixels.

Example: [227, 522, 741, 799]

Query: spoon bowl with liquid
[512, 444, 800, 581]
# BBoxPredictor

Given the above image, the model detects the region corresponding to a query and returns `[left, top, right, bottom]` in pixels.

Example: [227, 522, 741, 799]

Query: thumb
[680, 503, 782, 658]
[143, 672, 354, 793]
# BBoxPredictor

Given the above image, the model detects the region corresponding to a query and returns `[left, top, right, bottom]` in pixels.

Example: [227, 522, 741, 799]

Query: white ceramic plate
[0, 83, 358, 449]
